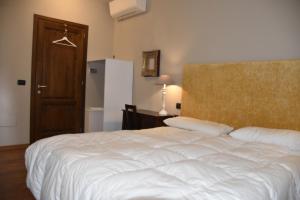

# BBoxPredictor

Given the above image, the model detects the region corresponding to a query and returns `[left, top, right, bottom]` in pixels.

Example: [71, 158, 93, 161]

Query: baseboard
[0, 144, 29, 151]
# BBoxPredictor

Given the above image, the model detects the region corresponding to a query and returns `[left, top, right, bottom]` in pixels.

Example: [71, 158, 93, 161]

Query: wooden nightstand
[122, 109, 176, 130]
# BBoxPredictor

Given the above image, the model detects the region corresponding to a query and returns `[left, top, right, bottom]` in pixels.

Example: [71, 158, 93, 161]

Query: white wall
[113, 0, 300, 114]
[0, 0, 113, 146]
[86, 63, 106, 108]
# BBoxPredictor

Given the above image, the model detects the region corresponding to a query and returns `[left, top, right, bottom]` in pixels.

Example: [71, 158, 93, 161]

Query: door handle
[37, 84, 47, 88]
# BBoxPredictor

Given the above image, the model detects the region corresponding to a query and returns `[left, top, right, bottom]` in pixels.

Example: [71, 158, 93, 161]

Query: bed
[26, 59, 300, 200]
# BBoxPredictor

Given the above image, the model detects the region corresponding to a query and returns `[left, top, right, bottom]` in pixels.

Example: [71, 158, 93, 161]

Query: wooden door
[30, 15, 88, 143]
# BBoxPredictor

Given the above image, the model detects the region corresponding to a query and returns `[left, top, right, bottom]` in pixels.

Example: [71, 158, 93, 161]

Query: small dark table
[122, 109, 176, 130]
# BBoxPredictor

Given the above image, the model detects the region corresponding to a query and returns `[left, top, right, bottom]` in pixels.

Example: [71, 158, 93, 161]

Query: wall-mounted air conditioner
[109, 0, 147, 21]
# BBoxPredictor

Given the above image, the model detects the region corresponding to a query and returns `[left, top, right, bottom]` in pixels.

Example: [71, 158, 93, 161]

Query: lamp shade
[156, 75, 173, 85]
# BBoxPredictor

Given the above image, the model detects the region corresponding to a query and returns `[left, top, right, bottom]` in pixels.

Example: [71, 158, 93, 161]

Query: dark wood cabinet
[122, 109, 176, 130]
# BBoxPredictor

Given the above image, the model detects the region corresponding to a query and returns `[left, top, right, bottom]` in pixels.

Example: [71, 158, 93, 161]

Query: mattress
[25, 127, 300, 200]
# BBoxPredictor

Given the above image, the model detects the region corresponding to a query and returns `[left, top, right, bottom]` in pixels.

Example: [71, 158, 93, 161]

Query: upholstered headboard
[181, 60, 300, 131]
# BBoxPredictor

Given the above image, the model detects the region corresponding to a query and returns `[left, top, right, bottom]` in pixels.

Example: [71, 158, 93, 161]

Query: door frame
[30, 14, 88, 143]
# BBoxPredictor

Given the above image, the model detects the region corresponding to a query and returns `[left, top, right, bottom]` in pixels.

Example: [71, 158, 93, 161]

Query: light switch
[17, 80, 26, 85]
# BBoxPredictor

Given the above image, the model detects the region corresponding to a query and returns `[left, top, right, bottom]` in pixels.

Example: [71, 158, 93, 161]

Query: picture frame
[141, 50, 160, 77]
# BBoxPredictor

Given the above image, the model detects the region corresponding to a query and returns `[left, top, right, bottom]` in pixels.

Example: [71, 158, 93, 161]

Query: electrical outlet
[89, 68, 97, 73]
[176, 103, 181, 109]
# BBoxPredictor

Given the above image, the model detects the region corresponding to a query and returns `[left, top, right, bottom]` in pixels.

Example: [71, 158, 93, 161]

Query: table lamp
[156, 75, 173, 116]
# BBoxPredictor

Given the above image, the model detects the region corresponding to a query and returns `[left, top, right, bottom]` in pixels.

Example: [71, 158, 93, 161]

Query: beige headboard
[181, 60, 300, 131]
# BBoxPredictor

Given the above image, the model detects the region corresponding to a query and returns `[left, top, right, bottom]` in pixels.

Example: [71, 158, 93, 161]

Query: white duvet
[26, 127, 300, 200]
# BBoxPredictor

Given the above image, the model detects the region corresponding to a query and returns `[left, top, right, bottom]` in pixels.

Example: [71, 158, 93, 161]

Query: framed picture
[142, 50, 160, 77]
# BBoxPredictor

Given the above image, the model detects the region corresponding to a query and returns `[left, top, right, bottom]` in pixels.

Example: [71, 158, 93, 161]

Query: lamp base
[159, 109, 168, 116]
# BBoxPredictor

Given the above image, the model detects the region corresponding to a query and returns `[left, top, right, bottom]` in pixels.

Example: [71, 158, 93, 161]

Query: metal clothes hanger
[52, 24, 77, 48]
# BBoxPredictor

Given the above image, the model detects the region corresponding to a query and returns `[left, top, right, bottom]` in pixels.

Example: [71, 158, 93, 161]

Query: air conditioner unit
[109, 0, 147, 20]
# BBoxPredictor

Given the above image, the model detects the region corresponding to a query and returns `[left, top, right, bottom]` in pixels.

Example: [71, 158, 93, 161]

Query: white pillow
[230, 127, 300, 151]
[163, 116, 233, 136]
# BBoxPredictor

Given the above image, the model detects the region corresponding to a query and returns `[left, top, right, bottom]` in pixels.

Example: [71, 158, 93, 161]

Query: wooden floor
[0, 145, 35, 200]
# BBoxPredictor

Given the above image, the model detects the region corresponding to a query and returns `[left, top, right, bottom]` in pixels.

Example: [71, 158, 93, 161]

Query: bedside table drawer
[122, 109, 176, 130]
[139, 115, 172, 129]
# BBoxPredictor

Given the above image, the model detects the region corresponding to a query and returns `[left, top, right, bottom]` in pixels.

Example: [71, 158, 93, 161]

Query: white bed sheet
[25, 127, 300, 200]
